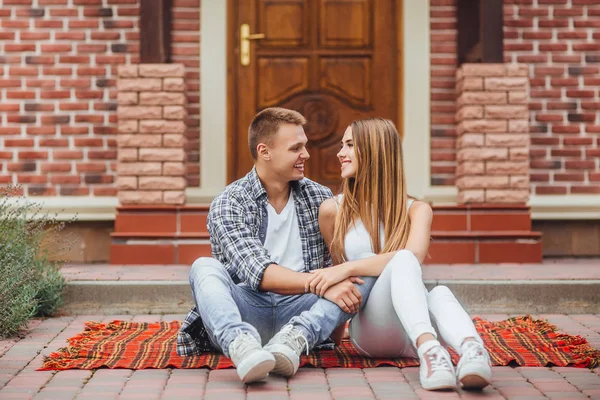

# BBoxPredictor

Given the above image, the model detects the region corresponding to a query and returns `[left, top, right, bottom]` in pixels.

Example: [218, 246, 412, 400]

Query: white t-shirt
[336, 194, 414, 261]
[263, 191, 305, 272]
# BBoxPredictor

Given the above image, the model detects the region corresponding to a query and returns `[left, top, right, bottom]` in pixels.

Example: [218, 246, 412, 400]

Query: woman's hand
[306, 265, 352, 297]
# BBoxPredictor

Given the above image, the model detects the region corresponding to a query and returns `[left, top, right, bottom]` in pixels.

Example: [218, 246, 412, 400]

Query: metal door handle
[240, 24, 265, 66]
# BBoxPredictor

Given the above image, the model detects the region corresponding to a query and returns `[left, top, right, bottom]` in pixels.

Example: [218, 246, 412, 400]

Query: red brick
[565, 160, 595, 170]
[555, 173, 585, 182]
[77, 67, 107, 76]
[9, 67, 38, 76]
[26, 79, 56, 88]
[39, 138, 69, 147]
[552, 125, 581, 134]
[59, 104, 89, 112]
[50, 9, 78, 17]
[17, 175, 48, 184]
[76, 163, 107, 173]
[4, 139, 34, 147]
[571, 186, 600, 194]
[20, 32, 50, 40]
[564, 137, 594, 146]
[6, 91, 36, 99]
[558, 31, 588, 39]
[53, 151, 83, 160]
[536, 185, 568, 195]
[69, 20, 99, 29]
[5, 44, 36, 52]
[60, 187, 90, 196]
[26, 127, 56, 135]
[50, 175, 81, 185]
[60, 56, 91, 64]
[43, 67, 73, 75]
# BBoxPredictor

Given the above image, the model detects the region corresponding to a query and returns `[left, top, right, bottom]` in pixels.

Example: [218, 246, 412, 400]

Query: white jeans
[348, 250, 483, 358]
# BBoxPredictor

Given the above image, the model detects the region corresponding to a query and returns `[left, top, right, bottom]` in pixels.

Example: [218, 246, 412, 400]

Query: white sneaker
[457, 341, 492, 390]
[228, 332, 275, 383]
[417, 340, 457, 391]
[263, 324, 309, 377]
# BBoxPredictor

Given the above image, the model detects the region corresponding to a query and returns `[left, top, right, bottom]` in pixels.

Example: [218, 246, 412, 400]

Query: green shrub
[0, 186, 74, 337]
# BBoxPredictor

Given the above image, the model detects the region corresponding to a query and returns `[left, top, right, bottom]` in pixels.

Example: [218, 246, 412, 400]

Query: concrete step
[59, 260, 600, 315]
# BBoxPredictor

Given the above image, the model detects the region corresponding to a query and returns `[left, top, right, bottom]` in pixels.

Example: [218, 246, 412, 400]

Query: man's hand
[322, 277, 364, 314]
[306, 265, 351, 296]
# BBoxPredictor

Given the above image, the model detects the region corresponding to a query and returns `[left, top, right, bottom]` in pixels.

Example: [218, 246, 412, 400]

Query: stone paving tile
[2, 314, 600, 399]
[34, 370, 92, 400]
[0, 320, 42, 358]
[0, 316, 74, 392]
[75, 369, 131, 399]
[161, 369, 208, 400]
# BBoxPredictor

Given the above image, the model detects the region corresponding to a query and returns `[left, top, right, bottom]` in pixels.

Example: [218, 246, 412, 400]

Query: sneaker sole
[460, 373, 491, 390]
[240, 359, 275, 383]
[236, 352, 276, 384]
[421, 381, 457, 391]
[421, 374, 457, 391]
[264, 343, 300, 378]
[271, 352, 296, 377]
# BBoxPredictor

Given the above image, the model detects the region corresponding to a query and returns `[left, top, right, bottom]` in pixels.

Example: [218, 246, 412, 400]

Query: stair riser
[60, 280, 600, 315]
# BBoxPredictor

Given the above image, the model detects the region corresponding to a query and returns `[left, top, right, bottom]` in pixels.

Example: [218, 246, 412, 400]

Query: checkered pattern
[177, 168, 333, 356]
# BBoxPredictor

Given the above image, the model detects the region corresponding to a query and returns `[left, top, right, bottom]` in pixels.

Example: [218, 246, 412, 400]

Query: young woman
[307, 118, 492, 391]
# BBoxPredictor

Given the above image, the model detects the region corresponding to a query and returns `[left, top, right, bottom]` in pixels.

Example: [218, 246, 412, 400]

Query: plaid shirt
[177, 168, 333, 356]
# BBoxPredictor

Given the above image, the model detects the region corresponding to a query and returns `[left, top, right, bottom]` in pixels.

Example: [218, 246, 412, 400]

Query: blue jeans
[189, 257, 376, 357]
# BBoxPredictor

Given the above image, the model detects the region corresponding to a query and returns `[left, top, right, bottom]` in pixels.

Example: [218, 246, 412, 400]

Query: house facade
[1, 0, 599, 264]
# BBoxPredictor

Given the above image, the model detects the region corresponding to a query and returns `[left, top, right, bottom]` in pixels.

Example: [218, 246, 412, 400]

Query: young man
[177, 107, 376, 383]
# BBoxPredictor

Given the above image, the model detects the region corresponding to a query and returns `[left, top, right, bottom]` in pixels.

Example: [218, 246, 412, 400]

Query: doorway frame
[187, 0, 452, 203]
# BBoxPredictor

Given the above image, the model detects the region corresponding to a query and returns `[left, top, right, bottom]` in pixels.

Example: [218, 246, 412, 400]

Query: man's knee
[189, 257, 228, 285]
[355, 276, 376, 298]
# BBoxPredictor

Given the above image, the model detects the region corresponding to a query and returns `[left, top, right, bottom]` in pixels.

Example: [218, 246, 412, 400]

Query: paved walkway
[1, 314, 600, 399]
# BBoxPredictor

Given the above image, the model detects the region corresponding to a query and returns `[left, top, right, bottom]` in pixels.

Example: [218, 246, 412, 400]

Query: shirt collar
[248, 166, 306, 200]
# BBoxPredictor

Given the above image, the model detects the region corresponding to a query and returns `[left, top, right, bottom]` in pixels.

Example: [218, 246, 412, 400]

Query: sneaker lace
[427, 346, 453, 372]
[462, 341, 486, 362]
[278, 325, 309, 356]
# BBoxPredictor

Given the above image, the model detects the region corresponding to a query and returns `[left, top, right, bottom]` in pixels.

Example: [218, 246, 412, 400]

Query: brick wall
[430, 0, 458, 187]
[504, 0, 600, 195]
[0, 0, 200, 196]
[430, 0, 600, 195]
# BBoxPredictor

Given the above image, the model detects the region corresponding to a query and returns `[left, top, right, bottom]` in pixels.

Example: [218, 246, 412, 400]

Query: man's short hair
[248, 107, 307, 160]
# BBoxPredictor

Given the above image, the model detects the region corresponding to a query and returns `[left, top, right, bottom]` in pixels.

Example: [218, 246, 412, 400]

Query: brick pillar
[455, 64, 530, 204]
[116, 64, 187, 205]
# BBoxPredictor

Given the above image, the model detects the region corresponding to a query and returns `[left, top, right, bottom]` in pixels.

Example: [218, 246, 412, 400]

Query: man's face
[266, 123, 310, 181]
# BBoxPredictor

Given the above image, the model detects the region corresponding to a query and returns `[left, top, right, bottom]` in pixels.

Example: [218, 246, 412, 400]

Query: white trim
[195, 0, 227, 199]
[402, 0, 431, 202]
[529, 194, 600, 220]
[12, 193, 600, 221]
[3, 197, 118, 221]
[194, 0, 434, 202]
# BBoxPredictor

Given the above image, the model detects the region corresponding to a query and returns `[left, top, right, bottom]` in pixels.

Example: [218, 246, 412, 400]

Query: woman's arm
[403, 201, 433, 264]
[322, 201, 433, 277]
[309, 199, 433, 295]
[318, 198, 337, 252]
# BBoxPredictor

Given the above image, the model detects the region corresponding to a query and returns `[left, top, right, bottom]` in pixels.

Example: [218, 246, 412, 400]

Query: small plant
[0, 185, 75, 337]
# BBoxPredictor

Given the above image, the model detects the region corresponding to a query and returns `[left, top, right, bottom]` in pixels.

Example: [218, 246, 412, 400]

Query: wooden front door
[229, 0, 399, 189]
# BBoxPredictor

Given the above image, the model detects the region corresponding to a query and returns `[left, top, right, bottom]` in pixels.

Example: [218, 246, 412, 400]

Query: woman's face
[337, 126, 357, 179]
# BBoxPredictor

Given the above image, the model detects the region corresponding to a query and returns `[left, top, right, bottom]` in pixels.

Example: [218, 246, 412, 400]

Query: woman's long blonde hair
[330, 118, 410, 264]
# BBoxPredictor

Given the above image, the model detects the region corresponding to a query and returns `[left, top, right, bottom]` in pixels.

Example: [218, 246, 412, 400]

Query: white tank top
[336, 195, 414, 261]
